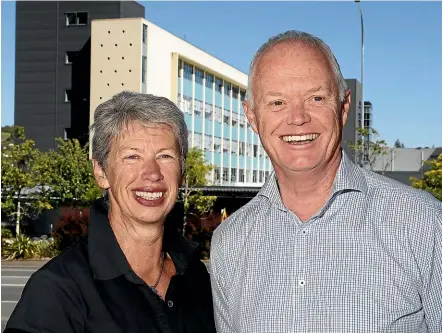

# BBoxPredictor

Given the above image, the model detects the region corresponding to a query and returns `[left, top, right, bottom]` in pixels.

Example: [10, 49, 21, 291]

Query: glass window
[65, 51, 77, 64]
[195, 68, 204, 85]
[66, 12, 88, 26]
[183, 62, 193, 80]
[142, 56, 147, 83]
[65, 89, 72, 102]
[205, 73, 214, 88]
[142, 24, 147, 44]
[216, 78, 223, 93]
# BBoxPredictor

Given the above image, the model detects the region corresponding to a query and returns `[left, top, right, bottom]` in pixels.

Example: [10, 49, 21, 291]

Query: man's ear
[341, 89, 351, 127]
[243, 100, 259, 134]
[92, 160, 110, 190]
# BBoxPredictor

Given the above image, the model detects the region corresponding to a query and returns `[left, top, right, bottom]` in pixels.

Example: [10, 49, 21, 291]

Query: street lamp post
[355, 0, 364, 166]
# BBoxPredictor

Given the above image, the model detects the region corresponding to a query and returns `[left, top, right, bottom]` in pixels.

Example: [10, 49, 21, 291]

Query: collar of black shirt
[87, 198, 199, 281]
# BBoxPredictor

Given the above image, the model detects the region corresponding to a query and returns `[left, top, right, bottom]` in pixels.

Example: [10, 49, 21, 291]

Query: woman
[5, 91, 217, 333]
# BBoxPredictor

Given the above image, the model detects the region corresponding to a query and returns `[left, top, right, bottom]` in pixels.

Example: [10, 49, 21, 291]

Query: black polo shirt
[5, 199, 217, 333]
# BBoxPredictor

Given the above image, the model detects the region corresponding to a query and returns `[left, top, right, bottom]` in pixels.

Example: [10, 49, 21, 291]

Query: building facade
[89, 18, 272, 186]
[14, 1, 145, 151]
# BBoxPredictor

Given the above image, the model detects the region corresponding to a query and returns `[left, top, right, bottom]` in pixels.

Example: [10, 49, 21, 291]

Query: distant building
[14, 1, 145, 151]
[372, 147, 442, 186]
[89, 18, 272, 186]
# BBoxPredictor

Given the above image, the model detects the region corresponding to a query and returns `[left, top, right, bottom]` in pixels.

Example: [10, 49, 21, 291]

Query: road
[1, 260, 47, 332]
[1, 260, 210, 332]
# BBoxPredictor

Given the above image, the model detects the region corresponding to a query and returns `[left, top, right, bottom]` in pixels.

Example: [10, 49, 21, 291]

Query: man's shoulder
[215, 195, 267, 234]
[362, 169, 442, 213]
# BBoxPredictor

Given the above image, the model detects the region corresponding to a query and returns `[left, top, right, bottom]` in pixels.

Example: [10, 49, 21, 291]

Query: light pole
[355, 0, 364, 166]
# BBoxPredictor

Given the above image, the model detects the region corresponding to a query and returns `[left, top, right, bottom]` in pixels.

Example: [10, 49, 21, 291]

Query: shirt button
[167, 300, 174, 308]
[298, 279, 306, 287]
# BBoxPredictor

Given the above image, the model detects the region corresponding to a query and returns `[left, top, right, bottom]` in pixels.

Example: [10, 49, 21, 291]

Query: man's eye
[313, 96, 325, 102]
[270, 100, 284, 106]
[125, 155, 139, 160]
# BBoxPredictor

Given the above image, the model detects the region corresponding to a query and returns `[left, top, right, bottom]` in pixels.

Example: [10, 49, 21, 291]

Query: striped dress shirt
[210, 151, 442, 333]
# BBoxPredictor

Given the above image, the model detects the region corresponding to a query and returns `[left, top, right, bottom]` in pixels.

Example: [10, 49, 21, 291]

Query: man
[210, 30, 442, 333]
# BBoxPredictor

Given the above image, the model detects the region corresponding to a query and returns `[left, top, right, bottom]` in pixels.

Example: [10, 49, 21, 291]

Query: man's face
[243, 41, 350, 174]
[93, 122, 182, 226]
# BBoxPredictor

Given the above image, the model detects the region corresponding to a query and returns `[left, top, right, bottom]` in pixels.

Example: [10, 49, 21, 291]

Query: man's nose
[286, 102, 311, 126]
[141, 160, 164, 182]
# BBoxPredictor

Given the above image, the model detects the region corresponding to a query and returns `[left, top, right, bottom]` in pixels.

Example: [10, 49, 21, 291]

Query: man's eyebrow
[307, 86, 325, 93]
[265, 91, 283, 97]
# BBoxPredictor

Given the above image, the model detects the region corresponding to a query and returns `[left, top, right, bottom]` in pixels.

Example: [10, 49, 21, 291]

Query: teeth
[281, 134, 319, 142]
[135, 191, 164, 200]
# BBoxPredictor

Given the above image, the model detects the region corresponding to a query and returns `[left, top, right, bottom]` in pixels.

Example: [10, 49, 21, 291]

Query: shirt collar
[258, 150, 368, 211]
[87, 198, 199, 280]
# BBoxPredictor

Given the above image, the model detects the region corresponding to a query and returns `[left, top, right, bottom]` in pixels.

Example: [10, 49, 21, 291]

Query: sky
[1, 1, 441, 148]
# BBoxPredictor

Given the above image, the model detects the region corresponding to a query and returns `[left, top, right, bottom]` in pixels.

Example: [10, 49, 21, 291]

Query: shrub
[34, 238, 60, 258]
[52, 207, 89, 252]
[2, 234, 38, 260]
[1, 227, 13, 239]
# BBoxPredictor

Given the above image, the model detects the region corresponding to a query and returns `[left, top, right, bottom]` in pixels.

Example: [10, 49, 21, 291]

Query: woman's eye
[158, 154, 174, 159]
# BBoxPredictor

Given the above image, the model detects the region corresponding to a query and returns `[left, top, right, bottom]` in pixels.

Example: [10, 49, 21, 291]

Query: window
[142, 24, 147, 44]
[223, 168, 229, 182]
[66, 12, 88, 26]
[183, 62, 193, 80]
[224, 82, 231, 96]
[232, 85, 239, 100]
[142, 56, 147, 83]
[65, 51, 78, 64]
[214, 168, 221, 182]
[216, 78, 223, 93]
[195, 68, 204, 85]
[253, 144, 258, 157]
[204, 103, 213, 120]
[231, 168, 237, 183]
[205, 73, 214, 89]
[65, 89, 72, 102]
[253, 170, 257, 182]
[240, 89, 246, 101]
[178, 60, 182, 77]
[239, 142, 245, 156]
[223, 139, 230, 153]
[223, 115, 230, 125]
[239, 169, 245, 182]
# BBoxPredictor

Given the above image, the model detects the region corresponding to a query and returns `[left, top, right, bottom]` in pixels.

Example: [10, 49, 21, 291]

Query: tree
[46, 138, 102, 208]
[394, 139, 405, 148]
[411, 154, 442, 201]
[180, 147, 217, 233]
[348, 127, 389, 171]
[1, 127, 53, 234]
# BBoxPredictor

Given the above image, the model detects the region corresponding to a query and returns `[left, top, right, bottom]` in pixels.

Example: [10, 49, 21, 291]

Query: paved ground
[1, 259, 210, 332]
[1, 260, 48, 332]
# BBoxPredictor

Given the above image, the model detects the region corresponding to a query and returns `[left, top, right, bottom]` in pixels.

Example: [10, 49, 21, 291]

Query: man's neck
[276, 152, 342, 222]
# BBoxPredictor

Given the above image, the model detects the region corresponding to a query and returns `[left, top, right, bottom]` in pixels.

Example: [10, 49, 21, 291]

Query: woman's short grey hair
[246, 30, 348, 107]
[90, 91, 188, 174]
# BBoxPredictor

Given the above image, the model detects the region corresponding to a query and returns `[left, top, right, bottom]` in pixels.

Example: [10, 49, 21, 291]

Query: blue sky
[2, 1, 441, 148]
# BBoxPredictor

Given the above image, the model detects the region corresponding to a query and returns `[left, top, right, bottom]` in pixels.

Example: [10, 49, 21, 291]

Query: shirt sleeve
[4, 268, 84, 333]
[419, 210, 442, 332]
[210, 230, 235, 333]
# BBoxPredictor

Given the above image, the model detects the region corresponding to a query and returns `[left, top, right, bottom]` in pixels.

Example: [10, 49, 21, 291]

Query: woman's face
[94, 122, 182, 227]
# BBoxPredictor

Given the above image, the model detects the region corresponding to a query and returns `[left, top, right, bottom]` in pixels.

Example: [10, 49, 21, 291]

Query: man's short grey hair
[90, 91, 188, 174]
[246, 30, 348, 107]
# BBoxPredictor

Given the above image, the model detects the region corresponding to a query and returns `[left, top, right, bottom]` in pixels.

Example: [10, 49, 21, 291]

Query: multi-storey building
[14, 1, 145, 151]
[89, 18, 272, 186]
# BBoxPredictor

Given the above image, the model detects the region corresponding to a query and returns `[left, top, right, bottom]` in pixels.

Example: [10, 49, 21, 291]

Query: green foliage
[34, 238, 60, 258]
[1, 227, 13, 239]
[1, 127, 101, 234]
[394, 139, 405, 148]
[48, 138, 101, 207]
[348, 127, 388, 170]
[411, 154, 442, 201]
[1, 126, 53, 226]
[2, 235, 38, 260]
[181, 147, 217, 215]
